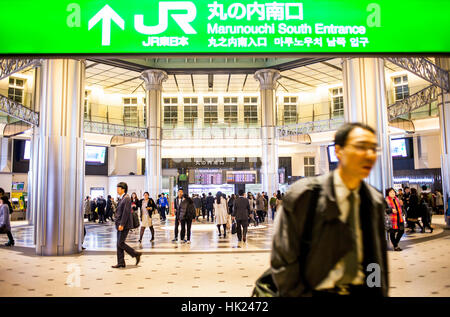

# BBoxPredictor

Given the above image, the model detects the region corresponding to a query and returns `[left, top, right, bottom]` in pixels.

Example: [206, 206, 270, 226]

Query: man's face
[335, 127, 378, 181]
[405, 188, 410, 194]
[178, 190, 183, 198]
[117, 187, 124, 196]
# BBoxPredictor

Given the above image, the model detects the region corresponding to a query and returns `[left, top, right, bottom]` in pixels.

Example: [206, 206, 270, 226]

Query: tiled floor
[0, 215, 449, 297]
[7, 216, 273, 252]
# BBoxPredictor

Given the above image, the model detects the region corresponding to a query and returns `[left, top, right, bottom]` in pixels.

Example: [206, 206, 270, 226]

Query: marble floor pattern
[5, 216, 274, 252]
[0, 215, 449, 297]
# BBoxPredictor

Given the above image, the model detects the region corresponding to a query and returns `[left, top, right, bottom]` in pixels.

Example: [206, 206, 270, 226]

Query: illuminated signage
[226, 171, 257, 184]
[194, 169, 223, 185]
[0, 0, 449, 54]
[85, 146, 106, 164]
[393, 177, 434, 184]
[391, 139, 408, 158]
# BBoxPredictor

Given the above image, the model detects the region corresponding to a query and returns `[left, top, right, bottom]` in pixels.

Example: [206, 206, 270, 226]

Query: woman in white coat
[214, 191, 229, 238]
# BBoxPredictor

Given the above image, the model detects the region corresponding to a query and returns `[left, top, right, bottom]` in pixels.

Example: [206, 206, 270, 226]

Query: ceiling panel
[83, 57, 349, 95]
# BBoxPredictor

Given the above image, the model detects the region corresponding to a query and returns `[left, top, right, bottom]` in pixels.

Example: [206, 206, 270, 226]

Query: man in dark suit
[172, 188, 184, 242]
[90, 198, 97, 222]
[271, 123, 388, 296]
[112, 182, 141, 268]
[97, 196, 107, 224]
[201, 193, 207, 219]
[206, 192, 215, 222]
[232, 190, 250, 245]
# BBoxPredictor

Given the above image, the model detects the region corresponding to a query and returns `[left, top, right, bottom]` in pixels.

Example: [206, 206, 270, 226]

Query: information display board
[328, 145, 338, 163]
[391, 138, 408, 158]
[85, 146, 106, 164]
[226, 171, 257, 184]
[12, 182, 25, 191]
[0, 0, 449, 54]
[193, 169, 223, 185]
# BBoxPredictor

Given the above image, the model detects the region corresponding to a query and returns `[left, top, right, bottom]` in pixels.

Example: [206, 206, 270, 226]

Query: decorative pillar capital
[141, 69, 168, 91]
[254, 69, 281, 90]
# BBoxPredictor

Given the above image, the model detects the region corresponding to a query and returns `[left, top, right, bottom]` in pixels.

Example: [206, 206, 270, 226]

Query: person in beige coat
[214, 191, 229, 238]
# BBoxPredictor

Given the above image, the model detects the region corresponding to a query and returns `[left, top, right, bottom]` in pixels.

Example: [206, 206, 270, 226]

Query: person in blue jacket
[159, 193, 168, 221]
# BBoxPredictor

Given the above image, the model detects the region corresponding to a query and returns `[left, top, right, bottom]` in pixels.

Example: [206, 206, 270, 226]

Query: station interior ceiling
[0, 56, 439, 151]
[84, 56, 406, 95]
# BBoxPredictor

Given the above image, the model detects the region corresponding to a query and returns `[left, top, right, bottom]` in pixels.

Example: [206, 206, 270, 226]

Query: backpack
[252, 186, 321, 297]
[185, 203, 196, 220]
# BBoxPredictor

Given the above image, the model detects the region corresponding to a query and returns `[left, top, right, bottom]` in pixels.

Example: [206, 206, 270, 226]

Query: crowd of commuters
[84, 195, 116, 223]
[82, 186, 282, 249]
[384, 185, 437, 251]
[169, 188, 282, 245]
[105, 182, 283, 267]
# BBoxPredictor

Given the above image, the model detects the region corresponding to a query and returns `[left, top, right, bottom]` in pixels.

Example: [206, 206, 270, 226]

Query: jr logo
[135, 1, 197, 35]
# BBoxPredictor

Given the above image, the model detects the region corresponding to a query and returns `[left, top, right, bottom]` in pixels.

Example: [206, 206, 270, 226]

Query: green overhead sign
[0, 0, 449, 54]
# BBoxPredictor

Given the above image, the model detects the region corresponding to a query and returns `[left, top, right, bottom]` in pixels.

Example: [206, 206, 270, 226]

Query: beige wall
[413, 133, 442, 169]
[108, 147, 138, 175]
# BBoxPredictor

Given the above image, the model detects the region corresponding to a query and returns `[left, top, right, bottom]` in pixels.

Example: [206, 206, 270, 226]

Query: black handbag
[131, 210, 140, 229]
[231, 221, 237, 234]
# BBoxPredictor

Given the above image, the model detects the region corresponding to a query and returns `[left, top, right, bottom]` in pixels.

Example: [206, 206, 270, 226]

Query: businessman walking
[112, 182, 142, 268]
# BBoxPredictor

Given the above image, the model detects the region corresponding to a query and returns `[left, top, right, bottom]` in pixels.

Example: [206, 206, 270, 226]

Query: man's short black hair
[238, 189, 245, 196]
[0, 188, 4, 195]
[421, 185, 428, 191]
[334, 122, 376, 147]
[117, 182, 128, 194]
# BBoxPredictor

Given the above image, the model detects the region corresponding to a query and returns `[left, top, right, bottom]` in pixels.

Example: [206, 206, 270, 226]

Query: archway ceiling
[85, 57, 344, 94]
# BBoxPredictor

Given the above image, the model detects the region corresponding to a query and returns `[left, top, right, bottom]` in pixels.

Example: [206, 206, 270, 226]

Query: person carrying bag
[252, 186, 320, 297]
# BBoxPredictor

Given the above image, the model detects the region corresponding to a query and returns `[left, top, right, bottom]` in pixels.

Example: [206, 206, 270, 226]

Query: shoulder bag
[131, 209, 140, 229]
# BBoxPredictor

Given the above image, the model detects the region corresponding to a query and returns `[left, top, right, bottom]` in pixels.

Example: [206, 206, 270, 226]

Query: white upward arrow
[88, 5, 124, 46]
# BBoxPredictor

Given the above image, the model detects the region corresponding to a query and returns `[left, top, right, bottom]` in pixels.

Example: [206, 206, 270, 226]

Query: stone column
[436, 58, 450, 227]
[27, 65, 41, 228]
[34, 59, 85, 256]
[342, 58, 392, 194]
[27, 126, 39, 229]
[254, 69, 280, 196]
[141, 70, 167, 199]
